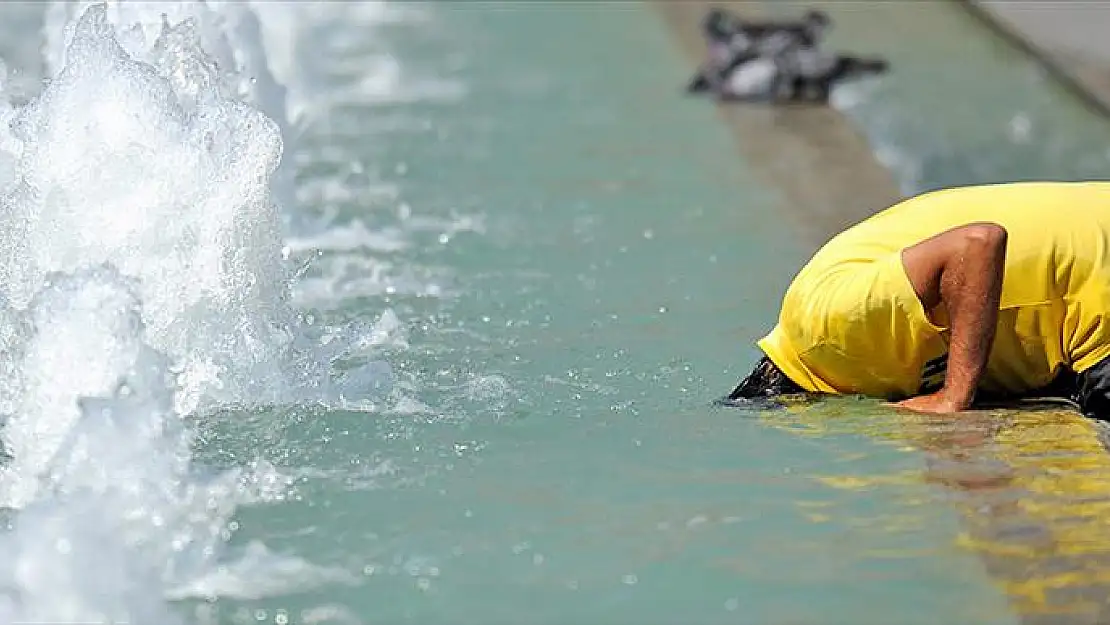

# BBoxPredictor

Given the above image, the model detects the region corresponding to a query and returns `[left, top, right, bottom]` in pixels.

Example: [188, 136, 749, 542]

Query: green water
[181, 1, 1110, 624]
[10, 0, 1110, 622]
[193, 3, 1038, 624]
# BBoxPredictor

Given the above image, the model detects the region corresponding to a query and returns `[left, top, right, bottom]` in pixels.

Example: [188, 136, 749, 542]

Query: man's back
[761, 181, 1110, 399]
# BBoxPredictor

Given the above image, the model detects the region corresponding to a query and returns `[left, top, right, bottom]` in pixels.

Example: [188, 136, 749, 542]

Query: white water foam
[245, 1, 472, 313]
[0, 1, 390, 621]
[43, 0, 299, 217]
[0, 267, 305, 622]
[246, 1, 447, 123]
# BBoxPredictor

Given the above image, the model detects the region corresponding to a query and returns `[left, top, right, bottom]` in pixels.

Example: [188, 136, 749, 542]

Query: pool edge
[957, 0, 1110, 120]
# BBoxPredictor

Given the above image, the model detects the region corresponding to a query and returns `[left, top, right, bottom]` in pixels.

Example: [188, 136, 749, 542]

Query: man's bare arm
[896, 222, 1008, 413]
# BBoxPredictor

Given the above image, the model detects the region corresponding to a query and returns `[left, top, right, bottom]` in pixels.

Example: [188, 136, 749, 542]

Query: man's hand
[900, 222, 1008, 414]
[890, 391, 970, 414]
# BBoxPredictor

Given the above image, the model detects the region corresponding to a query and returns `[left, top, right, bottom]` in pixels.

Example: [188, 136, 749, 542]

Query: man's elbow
[960, 222, 1008, 253]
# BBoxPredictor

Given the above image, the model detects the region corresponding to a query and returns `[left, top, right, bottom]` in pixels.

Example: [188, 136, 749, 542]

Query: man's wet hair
[728, 355, 804, 400]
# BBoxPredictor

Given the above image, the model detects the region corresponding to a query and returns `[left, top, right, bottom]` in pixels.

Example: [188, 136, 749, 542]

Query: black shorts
[1073, 355, 1110, 420]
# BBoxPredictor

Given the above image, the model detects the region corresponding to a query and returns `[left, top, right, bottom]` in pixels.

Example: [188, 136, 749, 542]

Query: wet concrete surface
[963, 1, 1110, 118]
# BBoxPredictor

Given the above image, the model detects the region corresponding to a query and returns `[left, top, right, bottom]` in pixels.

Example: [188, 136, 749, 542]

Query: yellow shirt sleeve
[760, 252, 949, 398]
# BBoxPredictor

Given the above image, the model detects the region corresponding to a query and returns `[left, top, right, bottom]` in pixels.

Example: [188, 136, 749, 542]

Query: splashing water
[0, 267, 334, 623]
[0, 1, 384, 621]
[42, 0, 298, 211]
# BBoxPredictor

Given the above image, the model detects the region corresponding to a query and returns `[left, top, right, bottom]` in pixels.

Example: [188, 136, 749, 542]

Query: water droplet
[1008, 113, 1032, 143]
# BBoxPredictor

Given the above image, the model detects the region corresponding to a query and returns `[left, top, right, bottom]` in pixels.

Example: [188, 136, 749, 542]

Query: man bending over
[729, 182, 1110, 419]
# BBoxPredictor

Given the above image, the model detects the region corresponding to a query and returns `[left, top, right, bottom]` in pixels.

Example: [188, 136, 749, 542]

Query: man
[728, 182, 1110, 419]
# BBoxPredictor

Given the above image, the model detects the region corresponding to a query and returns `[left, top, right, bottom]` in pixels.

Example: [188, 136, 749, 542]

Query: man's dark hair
[728, 355, 804, 400]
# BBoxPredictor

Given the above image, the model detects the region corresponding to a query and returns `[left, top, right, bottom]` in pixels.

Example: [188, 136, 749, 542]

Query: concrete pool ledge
[959, 0, 1110, 119]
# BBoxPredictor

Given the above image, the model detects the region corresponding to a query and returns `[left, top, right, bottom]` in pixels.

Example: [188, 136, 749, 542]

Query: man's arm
[895, 222, 1008, 413]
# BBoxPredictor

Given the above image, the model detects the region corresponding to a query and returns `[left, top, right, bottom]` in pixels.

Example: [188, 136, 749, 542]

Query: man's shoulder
[869, 181, 1110, 229]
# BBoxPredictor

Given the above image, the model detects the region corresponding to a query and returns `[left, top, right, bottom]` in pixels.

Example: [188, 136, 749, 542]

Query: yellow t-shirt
[759, 181, 1110, 399]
